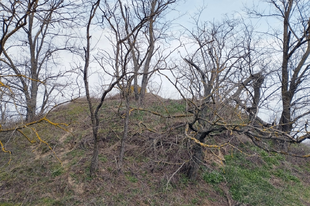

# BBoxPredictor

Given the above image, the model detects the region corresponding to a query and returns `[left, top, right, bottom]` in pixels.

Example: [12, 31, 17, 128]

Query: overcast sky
[169, 0, 274, 33]
[175, 0, 247, 21]
[80, 0, 275, 101]
[153, 0, 252, 99]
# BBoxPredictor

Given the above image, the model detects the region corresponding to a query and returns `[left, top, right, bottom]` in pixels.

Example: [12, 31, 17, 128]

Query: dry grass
[1, 94, 310, 205]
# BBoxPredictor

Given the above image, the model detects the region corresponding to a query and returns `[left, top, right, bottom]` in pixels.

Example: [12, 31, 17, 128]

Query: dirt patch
[68, 175, 84, 195]
[31, 128, 74, 166]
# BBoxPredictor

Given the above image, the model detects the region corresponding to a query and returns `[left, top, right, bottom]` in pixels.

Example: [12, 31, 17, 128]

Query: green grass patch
[0, 171, 11, 181]
[51, 166, 64, 177]
[224, 165, 274, 205]
[150, 101, 186, 115]
[223, 149, 306, 206]
[260, 150, 283, 167]
[203, 170, 224, 184]
[180, 173, 190, 186]
[125, 173, 138, 183]
[0, 203, 19, 206]
[99, 154, 107, 163]
[131, 110, 145, 121]
[191, 198, 199, 205]
[272, 168, 300, 182]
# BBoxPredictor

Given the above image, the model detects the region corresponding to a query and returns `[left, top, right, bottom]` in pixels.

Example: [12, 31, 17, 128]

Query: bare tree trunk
[83, 0, 100, 177]
[26, 74, 39, 121]
[184, 58, 213, 179]
[26, 92, 37, 121]
[132, 54, 140, 101]
[249, 73, 264, 123]
[139, 1, 156, 105]
[90, 133, 99, 174]
[26, 6, 38, 121]
[2, 0, 69, 122]
[187, 133, 205, 179]
[187, 94, 209, 179]
[133, 68, 139, 101]
[279, 1, 293, 133]
[280, 96, 292, 133]
[118, 93, 130, 171]
[84, 1, 130, 176]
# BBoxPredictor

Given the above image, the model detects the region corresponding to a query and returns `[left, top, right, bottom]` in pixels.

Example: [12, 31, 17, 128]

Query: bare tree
[82, 0, 138, 175]
[173, 16, 268, 178]
[101, 0, 176, 104]
[0, 0, 74, 159]
[117, 77, 133, 171]
[133, 0, 176, 104]
[248, 0, 310, 134]
[95, 0, 177, 171]
[0, 0, 77, 121]
[0, 0, 38, 56]
[0, 1, 36, 123]
[83, 0, 104, 176]
[169, 2, 310, 178]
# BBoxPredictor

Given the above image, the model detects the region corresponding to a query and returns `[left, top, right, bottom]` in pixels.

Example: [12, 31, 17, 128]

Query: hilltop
[1, 94, 310, 206]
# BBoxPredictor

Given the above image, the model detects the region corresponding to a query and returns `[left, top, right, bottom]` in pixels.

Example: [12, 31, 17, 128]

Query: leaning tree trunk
[187, 133, 205, 179]
[183, 58, 213, 179]
[187, 102, 209, 179]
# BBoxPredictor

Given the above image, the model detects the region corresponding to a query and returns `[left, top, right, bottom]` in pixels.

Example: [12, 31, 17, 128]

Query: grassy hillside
[1, 94, 310, 206]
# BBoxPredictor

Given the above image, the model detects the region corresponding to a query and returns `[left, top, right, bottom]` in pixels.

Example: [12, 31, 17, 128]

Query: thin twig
[166, 161, 186, 190]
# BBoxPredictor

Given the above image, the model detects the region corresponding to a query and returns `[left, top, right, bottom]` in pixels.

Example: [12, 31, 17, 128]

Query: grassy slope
[1, 94, 310, 206]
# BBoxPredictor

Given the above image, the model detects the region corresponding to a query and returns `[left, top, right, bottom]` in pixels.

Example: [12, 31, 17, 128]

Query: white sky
[152, 0, 284, 124]
[63, 0, 273, 101]
[154, 0, 252, 99]
[176, 0, 247, 19]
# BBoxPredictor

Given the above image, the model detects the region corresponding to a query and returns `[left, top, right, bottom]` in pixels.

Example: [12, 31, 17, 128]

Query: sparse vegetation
[1, 97, 310, 205]
[2, 0, 310, 205]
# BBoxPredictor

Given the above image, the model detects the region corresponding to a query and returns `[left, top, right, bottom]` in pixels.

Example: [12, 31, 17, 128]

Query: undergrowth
[1, 96, 310, 205]
[201, 147, 310, 206]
